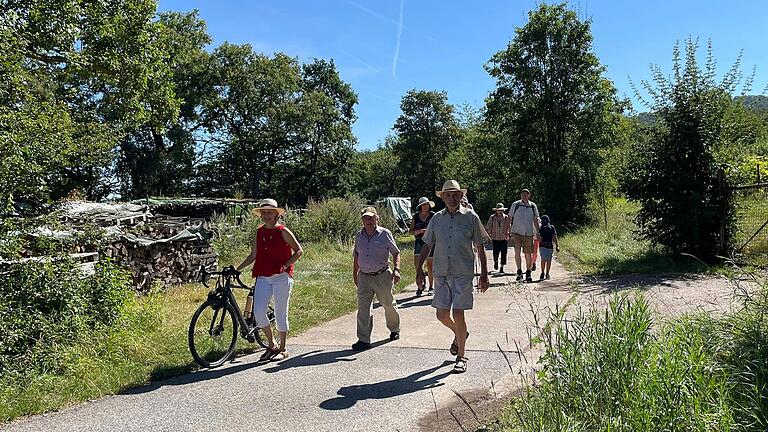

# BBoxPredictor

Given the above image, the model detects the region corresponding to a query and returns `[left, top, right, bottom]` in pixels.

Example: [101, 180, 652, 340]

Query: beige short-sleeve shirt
[422, 207, 490, 277]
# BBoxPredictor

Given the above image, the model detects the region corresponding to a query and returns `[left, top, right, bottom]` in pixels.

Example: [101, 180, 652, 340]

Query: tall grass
[559, 198, 707, 275]
[489, 279, 768, 431]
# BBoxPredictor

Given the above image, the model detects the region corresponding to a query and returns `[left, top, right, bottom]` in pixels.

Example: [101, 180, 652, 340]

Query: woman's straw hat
[251, 198, 286, 216]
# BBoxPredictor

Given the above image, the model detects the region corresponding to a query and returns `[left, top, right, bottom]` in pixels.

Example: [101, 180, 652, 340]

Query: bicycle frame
[203, 268, 256, 340]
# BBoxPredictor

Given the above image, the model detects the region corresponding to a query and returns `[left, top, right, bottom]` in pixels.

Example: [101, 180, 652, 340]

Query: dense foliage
[0, 259, 133, 375]
[623, 39, 764, 260]
[484, 3, 626, 223]
[392, 90, 460, 198]
[1, 2, 358, 209]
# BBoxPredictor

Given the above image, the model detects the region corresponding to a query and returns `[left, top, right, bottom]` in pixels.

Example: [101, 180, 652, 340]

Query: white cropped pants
[253, 272, 293, 332]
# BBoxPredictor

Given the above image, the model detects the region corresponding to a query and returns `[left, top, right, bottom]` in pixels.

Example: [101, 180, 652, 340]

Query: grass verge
[558, 198, 709, 275]
[488, 279, 768, 431]
[0, 238, 416, 423]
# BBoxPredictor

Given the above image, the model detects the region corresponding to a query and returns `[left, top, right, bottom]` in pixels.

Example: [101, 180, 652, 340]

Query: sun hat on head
[416, 196, 435, 209]
[521, 188, 531, 194]
[436, 180, 467, 198]
[493, 202, 508, 211]
[251, 198, 286, 216]
[360, 206, 378, 217]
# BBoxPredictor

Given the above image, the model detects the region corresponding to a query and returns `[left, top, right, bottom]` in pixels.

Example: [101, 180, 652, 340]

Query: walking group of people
[232, 180, 559, 374]
[484, 188, 560, 282]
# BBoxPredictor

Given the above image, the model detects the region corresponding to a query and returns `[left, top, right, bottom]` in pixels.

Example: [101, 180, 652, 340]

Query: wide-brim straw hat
[251, 198, 286, 216]
[416, 196, 435, 209]
[493, 202, 508, 211]
[435, 180, 467, 198]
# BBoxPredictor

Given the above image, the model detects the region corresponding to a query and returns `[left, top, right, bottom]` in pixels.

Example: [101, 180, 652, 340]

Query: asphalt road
[2, 248, 736, 432]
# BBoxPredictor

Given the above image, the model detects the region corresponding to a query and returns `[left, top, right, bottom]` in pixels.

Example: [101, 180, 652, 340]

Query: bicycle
[188, 265, 275, 368]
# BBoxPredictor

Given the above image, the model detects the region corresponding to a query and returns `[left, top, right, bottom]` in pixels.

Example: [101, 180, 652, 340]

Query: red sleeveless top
[251, 225, 295, 277]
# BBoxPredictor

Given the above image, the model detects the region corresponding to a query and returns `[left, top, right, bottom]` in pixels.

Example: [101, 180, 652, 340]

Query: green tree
[623, 39, 756, 259]
[441, 104, 506, 215]
[197, 45, 356, 205]
[0, 0, 179, 206]
[117, 10, 214, 198]
[485, 2, 625, 223]
[282, 59, 358, 204]
[345, 137, 405, 202]
[393, 90, 460, 199]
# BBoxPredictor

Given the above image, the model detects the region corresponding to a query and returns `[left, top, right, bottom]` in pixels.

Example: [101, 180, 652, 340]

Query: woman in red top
[237, 199, 303, 362]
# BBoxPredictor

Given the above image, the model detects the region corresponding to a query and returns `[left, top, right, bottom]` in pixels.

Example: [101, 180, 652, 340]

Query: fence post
[719, 169, 727, 255]
[600, 183, 608, 229]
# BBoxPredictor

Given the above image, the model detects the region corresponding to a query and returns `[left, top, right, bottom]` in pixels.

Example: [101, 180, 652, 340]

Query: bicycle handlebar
[200, 265, 249, 289]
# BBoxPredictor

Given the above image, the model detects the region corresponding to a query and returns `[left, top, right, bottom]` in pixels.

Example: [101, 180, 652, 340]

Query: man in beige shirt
[416, 180, 490, 374]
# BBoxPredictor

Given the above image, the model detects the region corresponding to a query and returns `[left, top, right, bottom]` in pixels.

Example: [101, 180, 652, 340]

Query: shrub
[210, 196, 402, 265]
[295, 196, 367, 243]
[492, 281, 768, 431]
[623, 39, 759, 261]
[0, 259, 132, 374]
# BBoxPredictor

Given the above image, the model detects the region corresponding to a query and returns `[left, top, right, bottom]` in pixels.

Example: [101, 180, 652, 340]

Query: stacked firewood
[102, 239, 217, 290]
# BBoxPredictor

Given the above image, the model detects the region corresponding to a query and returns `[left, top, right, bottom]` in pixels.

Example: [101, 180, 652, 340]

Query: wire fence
[732, 185, 768, 264]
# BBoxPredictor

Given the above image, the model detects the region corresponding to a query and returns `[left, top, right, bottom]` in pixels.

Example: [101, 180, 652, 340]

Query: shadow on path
[121, 358, 261, 395]
[263, 348, 358, 373]
[319, 361, 454, 411]
[576, 272, 718, 295]
[397, 298, 433, 309]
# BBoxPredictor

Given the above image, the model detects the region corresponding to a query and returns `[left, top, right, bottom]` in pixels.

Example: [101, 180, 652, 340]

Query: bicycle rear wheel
[188, 300, 239, 368]
[249, 305, 277, 349]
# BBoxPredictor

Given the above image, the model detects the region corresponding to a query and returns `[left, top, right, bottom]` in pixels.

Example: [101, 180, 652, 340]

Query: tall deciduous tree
[485, 2, 625, 223]
[0, 0, 179, 206]
[393, 90, 460, 199]
[197, 45, 356, 205]
[117, 10, 213, 198]
[345, 136, 405, 203]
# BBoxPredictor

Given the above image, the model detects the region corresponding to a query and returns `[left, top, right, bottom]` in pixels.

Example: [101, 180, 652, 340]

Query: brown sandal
[259, 347, 277, 362]
[449, 332, 470, 356]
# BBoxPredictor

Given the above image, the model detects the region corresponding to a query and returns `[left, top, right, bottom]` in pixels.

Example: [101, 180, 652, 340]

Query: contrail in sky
[344, 0, 400, 26]
[392, 0, 404, 81]
[339, 48, 379, 73]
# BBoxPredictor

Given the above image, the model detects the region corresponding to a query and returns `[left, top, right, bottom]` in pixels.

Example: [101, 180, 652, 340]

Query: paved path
[1, 248, 739, 432]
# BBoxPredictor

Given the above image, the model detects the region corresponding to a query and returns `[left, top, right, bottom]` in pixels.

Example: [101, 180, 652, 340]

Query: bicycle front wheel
[188, 300, 239, 368]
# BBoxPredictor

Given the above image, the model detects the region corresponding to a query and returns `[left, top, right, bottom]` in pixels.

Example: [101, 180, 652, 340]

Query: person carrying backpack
[507, 189, 540, 282]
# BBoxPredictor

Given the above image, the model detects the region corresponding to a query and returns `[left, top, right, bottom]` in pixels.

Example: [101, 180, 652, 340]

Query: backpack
[509, 201, 536, 222]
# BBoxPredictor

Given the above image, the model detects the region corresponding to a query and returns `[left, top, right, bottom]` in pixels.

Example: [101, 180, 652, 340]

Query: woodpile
[103, 234, 217, 290]
[19, 200, 226, 290]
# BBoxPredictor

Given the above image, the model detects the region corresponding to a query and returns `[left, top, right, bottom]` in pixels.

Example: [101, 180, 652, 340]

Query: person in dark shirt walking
[410, 197, 435, 296]
[537, 215, 559, 280]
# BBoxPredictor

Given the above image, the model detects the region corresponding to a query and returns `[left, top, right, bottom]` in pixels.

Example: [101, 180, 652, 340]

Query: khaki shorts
[512, 233, 534, 254]
[432, 276, 475, 310]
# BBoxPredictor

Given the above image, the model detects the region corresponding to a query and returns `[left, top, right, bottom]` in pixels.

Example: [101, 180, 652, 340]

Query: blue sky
[157, 0, 768, 151]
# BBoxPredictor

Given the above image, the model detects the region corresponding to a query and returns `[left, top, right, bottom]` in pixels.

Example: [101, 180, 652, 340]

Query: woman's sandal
[449, 332, 470, 356]
[270, 350, 289, 361]
[453, 356, 468, 374]
[259, 347, 277, 362]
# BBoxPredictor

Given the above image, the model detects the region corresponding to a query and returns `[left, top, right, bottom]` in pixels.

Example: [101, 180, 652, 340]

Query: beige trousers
[356, 269, 400, 343]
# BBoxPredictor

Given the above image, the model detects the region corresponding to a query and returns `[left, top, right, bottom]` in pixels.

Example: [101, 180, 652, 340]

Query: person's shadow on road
[318, 361, 453, 410]
[263, 348, 358, 373]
